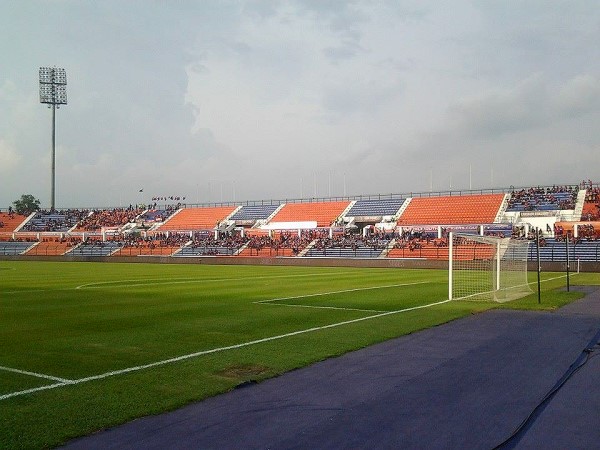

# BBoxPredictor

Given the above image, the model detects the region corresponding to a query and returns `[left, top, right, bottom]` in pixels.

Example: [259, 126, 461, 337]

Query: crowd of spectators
[507, 185, 579, 211]
[312, 233, 391, 252]
[393, 235, 447, 251]
[76, 206, 145, 231]
[74, 240, 117, 249]
[0, 236, 38, 242]
[117, 232, 191, 249]
[576, 224, 600, 240]
[150, 196, 186, 203]
[21, 209, 89, 232]
[188, 233, 249, 255]
[246, 230, 329, 255]
[580, 180, 600, 221]
[138, 204, 180, 224]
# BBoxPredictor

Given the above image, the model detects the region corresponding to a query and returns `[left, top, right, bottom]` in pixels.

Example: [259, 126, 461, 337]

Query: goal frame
[448, 232, 531, 302]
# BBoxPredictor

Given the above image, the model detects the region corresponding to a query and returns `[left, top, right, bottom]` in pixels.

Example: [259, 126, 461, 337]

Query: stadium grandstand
[2, 180, 600, 263]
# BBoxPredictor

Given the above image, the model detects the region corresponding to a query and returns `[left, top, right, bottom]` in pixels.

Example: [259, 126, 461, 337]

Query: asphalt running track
[63, 287, 600, 450]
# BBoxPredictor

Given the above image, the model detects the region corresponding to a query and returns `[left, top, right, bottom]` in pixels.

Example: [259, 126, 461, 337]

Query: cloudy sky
[1, 1, 599, 209]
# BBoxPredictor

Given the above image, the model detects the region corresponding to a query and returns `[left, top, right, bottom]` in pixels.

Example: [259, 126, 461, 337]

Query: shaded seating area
[268, 201, 350, 227]
[157, 206, 237, 231]
[397, 194, 504, 225]
[345, 198, 406, 218]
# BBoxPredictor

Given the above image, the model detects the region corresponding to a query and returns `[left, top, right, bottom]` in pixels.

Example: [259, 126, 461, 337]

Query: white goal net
[449, 232, 531, 302]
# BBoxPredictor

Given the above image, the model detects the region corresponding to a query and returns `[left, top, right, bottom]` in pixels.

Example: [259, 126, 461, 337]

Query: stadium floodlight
[39, 66, 67, 210]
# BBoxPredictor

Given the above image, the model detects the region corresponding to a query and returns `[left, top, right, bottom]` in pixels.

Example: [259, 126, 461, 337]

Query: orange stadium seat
[25, 240, 73, 256]
[157, 206, 237, 231]
[582, 201, 599, 221]
[269, 201, 350, 227]
[0, 213, 29, 238]
[396, 194, 504, 225]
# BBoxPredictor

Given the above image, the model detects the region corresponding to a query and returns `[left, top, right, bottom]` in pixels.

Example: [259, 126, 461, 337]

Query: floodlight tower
[39, 67, 67, 210]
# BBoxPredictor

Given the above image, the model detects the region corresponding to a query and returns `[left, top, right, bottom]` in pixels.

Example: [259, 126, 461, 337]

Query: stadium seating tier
[396, 194, 504, 225]
[157, 206, 237, 231]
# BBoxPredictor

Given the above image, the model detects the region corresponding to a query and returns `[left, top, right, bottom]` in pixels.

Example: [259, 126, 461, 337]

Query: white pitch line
[75, 270, 358, 290]
[0, 365, 72, 383]
[255, 281, 430, 305]
[0, 297, 451, 402]
[257, 302, 387, 313]
[0, 273, 580, 400]
[0, 382, 69, 401]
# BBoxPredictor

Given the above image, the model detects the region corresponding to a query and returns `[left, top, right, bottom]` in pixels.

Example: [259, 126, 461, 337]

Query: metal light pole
[39, 67, 67, 210]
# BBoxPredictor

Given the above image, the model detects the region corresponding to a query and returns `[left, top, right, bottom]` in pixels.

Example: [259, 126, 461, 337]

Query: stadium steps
[394, 198, 411, 221]
[13, 212, 37, 233]
[154, 208, 183, 229]
[339, 201, 356, 222]
[379, 239, 396, 258]
[573, 190, 587, 220]
[255, 204, 285, 228]
[297, 239, 317, 257]
[494, 194, 511, 223]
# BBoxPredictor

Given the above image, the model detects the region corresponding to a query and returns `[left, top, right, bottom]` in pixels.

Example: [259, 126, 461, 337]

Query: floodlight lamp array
[39, 67, 67, 105]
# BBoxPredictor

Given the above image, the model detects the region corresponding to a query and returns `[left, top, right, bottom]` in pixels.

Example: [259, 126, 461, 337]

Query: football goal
[448, 232, 531, 302]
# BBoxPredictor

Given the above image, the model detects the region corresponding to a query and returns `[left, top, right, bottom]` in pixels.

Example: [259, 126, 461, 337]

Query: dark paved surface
[64, 287, 600, 450]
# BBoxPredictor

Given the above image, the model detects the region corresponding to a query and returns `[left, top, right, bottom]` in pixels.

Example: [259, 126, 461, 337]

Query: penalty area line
[255, 281, 430, 307]
[257, 303, 387, 313]
[0, 365, 73, 383]
[0, 296, 450, 402]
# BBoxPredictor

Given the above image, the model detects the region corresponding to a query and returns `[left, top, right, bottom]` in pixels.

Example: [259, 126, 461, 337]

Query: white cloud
[449, 74, 600, 139]
[1, 1, 599, 207]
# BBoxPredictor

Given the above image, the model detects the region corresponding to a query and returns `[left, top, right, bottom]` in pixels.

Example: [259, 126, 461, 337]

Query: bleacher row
[1, 184, 599, 261]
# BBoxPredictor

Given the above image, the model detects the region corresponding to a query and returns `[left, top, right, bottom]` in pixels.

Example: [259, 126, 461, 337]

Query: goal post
[449, 232, 531, 302]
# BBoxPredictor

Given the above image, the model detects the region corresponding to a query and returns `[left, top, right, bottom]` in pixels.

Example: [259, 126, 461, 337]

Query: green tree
[12, 194, 41, 215]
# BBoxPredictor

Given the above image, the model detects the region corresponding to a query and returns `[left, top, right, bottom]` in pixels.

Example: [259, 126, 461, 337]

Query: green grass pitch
[0, 260, 597, 448]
